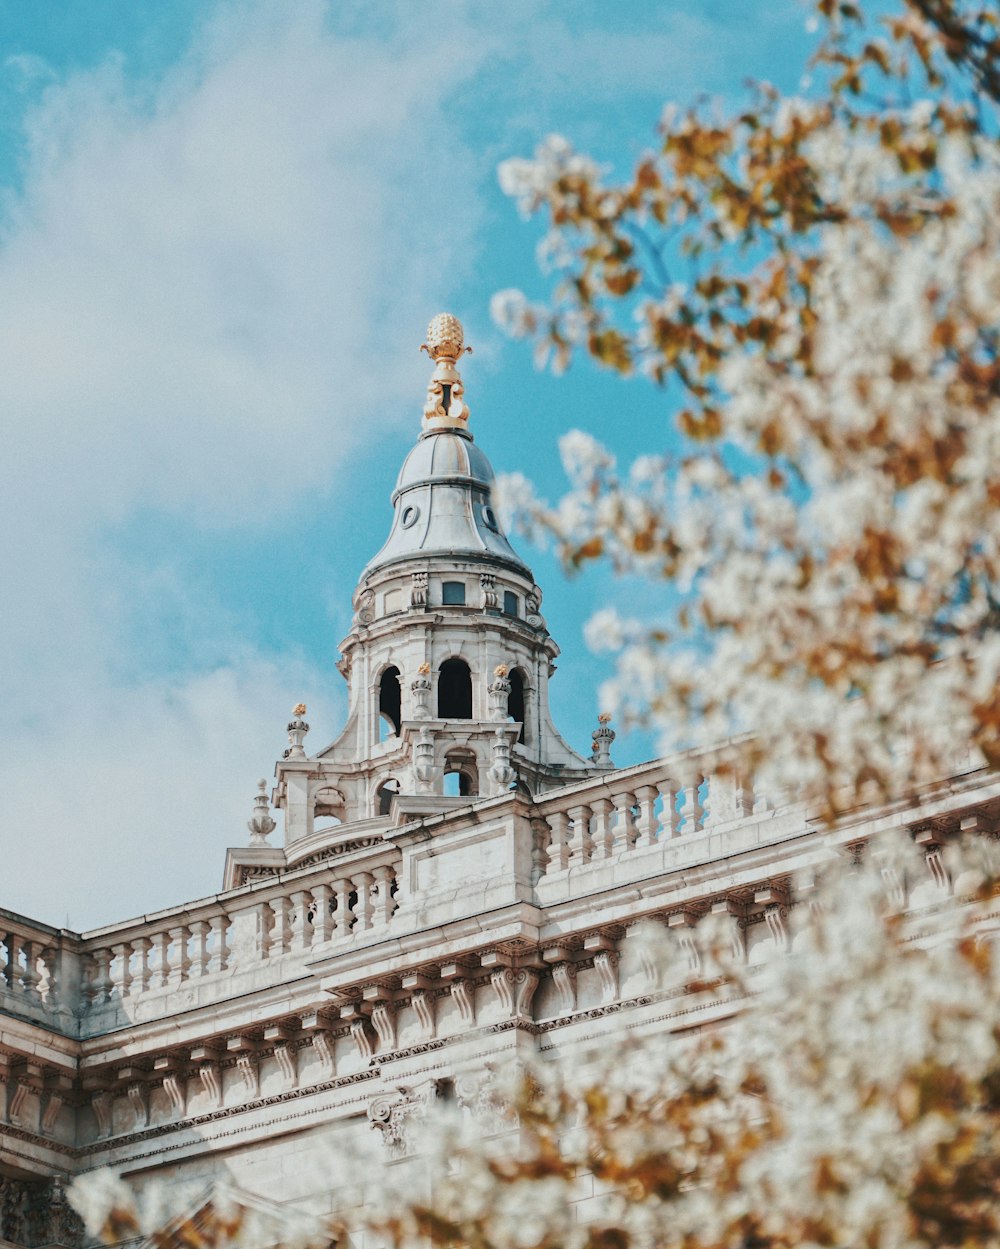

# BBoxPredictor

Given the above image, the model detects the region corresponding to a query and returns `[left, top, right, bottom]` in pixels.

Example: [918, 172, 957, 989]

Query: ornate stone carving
[490, 968, 538, 1020]
[162, 1072, 186, 1120]
[551, 962, 577, 1015]
[357, 588, 376, 626]
[273, 1041, 297, 1090]
[451, 978, 475, 1027]
[410, 571, 429, 608]
[594, 950, 620, 1005]
[525, 586, 545, 630]
[247, 779, 277, 846]
[480, 572, 498, 610]
[40, 1087, 64, 1136]
[312, 1031, 336, 1078]
[412, 990, 435, 1039]
[236, 1052, 259, 1100]
[763, 904, 790, 950]
[489, 728, 516, 795]
[200, 1063, 223, 1108]
[1, 1175, 84, 1248]
[8, 1077, 30, 1127]
[91, 1089, 114, 1137]
[128, 1081, 149, 1129]
[371, 1001, 396, 1052]
[413, 726, 437, 790]
[349, 1016, 375, 1062]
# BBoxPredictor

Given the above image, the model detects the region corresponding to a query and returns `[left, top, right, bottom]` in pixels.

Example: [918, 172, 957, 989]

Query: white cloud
[0, 1, 487, 928]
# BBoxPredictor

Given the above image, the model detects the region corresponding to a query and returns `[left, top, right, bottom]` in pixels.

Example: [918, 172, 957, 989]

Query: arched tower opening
[376, 777, 400, 816]
[438, 658, 472, 719]
[444, 750, 478, 797]
[509, 667, 527, 745]
[379, 666, 402, 738]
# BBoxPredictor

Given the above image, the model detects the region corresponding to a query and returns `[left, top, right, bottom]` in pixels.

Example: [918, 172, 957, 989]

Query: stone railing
[77, 843, 402, 1027]
[0, 909, 78, 1027]
[532, 746, 776, 878]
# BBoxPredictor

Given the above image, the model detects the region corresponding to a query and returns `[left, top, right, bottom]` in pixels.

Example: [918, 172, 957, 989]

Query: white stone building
[1, 315, 998, 1245]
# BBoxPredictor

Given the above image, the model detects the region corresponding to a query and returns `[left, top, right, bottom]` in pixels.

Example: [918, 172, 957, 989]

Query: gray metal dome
[362, 429, 532, 578]
[392, 429, 495, 496]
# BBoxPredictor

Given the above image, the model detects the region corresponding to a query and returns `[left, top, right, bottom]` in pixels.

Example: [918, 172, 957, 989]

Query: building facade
[1, 315, 998, 1244]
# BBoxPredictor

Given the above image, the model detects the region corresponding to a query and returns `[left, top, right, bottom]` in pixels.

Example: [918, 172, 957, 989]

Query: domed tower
[273, 315, 607, 860]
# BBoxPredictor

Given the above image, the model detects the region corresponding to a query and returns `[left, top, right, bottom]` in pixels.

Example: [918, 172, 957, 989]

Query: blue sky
[0, 0, 816, 929]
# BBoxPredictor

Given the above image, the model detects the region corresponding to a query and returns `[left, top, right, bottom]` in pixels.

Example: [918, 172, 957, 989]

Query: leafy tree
[492, 0, 1000, 813]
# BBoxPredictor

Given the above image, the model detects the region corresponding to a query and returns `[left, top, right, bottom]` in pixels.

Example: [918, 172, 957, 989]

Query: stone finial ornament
[420, 313, 473, 428]
[488, 665, 512, 720]
[592, 714, 616, 768]
[247, 780, 277, 846]
[412, 664, 433, 719]
[286, 705, 310, 759]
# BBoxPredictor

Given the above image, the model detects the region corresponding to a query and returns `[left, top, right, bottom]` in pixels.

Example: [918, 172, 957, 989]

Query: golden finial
[420, 313, 472, 429]
[598, 712, 612, 724]
[293, 703, 307, 717]
[417, 662, 431, 676]
[494, 664, 509, 678]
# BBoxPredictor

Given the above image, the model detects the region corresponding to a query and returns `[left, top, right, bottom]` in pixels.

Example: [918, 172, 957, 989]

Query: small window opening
[377, 778, 400, 816]
[509, 668, 527, 745]
[503, 590, 519, 617]
[442, 581, 466, 606]
[379, 667, 401, 738]
[438, 658, 472, 719]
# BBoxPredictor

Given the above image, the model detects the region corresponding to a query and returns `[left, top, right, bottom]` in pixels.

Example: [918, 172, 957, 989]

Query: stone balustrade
[0, 910, 77, 1025]
[80, 848, 401, 1016]
[532, 746, 764, 877]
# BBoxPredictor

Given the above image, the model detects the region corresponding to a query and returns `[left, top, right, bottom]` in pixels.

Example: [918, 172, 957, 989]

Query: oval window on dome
[401, 505, 420, 529]
[481, 505, 499, 531]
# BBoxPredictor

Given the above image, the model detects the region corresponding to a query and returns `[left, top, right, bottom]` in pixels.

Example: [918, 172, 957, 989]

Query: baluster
[167, 926, 191, 986]
[732, 770, 754, 818]
[81, 956, 99, 1006]
[255, 901, 274, 959]
[153, 931, 172, 987]
[4, 934, 21, 992]
[612, 791, 637, 854]
[591, 798, 614, 859]
[20, 940, 41, 1000]
[333, 877, 354, 937]
[189, 922, 211, 976]
[311, 882, 334, 943]
[372, 866, 395, 928]
[353, 873, 375, 931]
[92, 948, 113, 1002]
[208, 914, 229, 973]
[679, 771, 703, 832]
[545, 811, 570, 872]
[567, 805, 593, 865]
[657, 779, 681, 838]
[269, 897, 291, 955]
[110, 942, 133, 998]
[132, 937, 152, 993]
[37, 946, 56, 1005]
[289, 891, 313, 952]
[634, 786, 659, 848]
